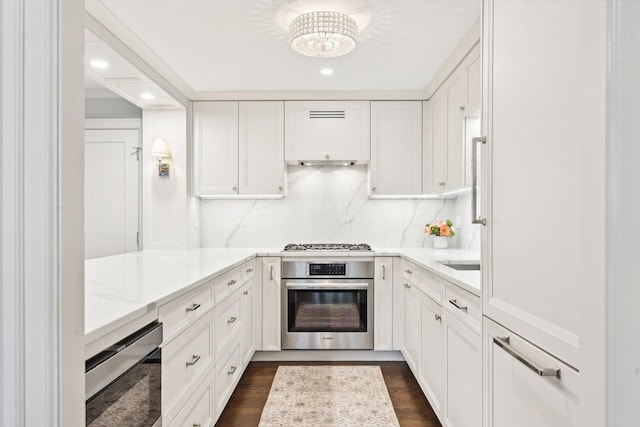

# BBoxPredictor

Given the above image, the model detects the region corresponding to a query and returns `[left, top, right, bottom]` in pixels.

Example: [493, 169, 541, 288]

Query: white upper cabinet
[424, 43, 481, 195]
[194, 101, 285, 197]
[284, 100, 370, 164]
[193, 102, 239, 196]
[239, 101, 285, 196]
[370, 101, 422, 195]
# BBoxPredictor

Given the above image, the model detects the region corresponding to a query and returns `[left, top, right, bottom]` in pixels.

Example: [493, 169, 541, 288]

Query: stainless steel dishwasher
[85, 322, 162, 427]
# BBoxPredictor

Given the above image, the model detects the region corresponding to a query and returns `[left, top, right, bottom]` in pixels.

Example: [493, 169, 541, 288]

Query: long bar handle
[227, 366, 237, 375]
[270, 265, 274, 281]
[382, 265, 386, 280]
[471, 136, 487, 226]
[186, 354, 201, 367]
[493, 336, 561, 379]
[227, 279, 237, 286]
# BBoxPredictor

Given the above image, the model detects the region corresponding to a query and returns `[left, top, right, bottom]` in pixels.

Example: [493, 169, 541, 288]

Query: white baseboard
[251, 350, 405, 362]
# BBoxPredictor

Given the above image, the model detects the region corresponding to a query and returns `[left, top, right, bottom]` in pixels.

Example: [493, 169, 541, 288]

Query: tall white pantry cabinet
[481, 1, 605, 426]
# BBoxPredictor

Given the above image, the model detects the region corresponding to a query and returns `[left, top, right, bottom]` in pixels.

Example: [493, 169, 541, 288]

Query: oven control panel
[308, 263, 346, 276]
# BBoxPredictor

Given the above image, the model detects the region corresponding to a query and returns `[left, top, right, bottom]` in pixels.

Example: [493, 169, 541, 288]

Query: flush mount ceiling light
[289, 11, 358, 58]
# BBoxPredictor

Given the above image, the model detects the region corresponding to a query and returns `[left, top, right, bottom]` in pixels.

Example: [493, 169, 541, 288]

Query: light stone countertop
[85, 247, 480, 347]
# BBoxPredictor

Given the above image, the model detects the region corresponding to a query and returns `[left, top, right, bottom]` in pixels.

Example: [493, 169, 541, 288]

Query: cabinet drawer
[214, 341, 242, 416]
[213, 266, 245, 304]
[444, 284, 481, 334]
[418, 270, 443, 304]
[159, 284, 213, 342]
[214, 295, 242, 360]
[162, 312, 214, 424]
[401, 261, 420, 285]
[243, 260, 256, 283]
[166, 369, 215, 427]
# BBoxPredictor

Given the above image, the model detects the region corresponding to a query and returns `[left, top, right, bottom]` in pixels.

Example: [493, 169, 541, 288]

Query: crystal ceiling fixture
[289, 11, 358, 58]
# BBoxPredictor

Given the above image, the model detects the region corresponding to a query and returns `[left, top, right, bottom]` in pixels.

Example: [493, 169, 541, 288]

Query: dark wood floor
[215, 361, 442, 427]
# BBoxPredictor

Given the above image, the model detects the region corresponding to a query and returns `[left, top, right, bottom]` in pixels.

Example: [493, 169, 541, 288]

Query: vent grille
[309, 110, 346, 119]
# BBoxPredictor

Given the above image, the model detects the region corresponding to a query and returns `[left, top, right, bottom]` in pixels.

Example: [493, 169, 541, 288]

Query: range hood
[298, 159, 356, 166]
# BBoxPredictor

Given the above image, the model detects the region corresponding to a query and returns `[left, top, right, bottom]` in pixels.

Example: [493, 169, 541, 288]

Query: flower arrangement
[424, 219, 455, 238]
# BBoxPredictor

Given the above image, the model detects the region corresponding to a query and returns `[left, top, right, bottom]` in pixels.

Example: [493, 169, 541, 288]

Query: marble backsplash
[200, 165, 478, 250]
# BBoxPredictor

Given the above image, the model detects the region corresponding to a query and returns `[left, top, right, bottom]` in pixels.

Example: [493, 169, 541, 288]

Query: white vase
[433, 236, 448, 249]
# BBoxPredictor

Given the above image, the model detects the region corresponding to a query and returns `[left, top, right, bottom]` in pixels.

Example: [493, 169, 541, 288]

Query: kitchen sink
[439, 262, 481, 271]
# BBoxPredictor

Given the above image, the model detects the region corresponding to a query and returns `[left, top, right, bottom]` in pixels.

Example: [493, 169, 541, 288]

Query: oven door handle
[285, 283, 370, 290]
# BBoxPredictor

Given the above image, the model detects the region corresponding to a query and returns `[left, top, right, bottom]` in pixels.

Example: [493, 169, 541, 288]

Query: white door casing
[84, 129, 140, 259]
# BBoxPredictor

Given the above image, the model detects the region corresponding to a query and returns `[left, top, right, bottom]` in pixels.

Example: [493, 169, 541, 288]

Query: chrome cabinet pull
[471, 136, 487, 225]
[371, 186, 377, 192]
[243, 290, 249, 295]
[227, 279, 237, 286]
[449, 299, 468, 312]
[404, 269, 412, 274]
[227, 316, 237, 324]
[246, 267, 253, 273]
[493, 336, 561, 379]
[193, 424, 201, 427]
[227, 366, 237, 375]
[382, 265, 386, 280]
[459, 105, 465, 112]
[186, 303, 201, 312]
[232, 186, 238, 192]
[435, 314, 441, 322]
[404, 283, 411, 288]
[270, 265, 274, 280]
[186, 354, 201, 366]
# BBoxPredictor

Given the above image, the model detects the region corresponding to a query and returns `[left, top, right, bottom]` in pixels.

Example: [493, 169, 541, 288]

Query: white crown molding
[424, 18, 481, 100]
[191, 91, 428, 101]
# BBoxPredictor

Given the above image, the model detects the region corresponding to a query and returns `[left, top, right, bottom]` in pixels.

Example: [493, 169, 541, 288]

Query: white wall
[200, 165, 474, 249]
[142, 109, 200, 249]
[85, 97, 141, 119]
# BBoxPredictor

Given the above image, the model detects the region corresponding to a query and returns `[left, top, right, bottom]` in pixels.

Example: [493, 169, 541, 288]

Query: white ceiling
[91, 0, 480, 94]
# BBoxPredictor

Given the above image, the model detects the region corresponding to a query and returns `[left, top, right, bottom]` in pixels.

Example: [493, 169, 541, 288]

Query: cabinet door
[284, 100, 370, 163]
[444, 312, 481, 427]
[238, 101, 285, 196]
[445, 69, 466, 192]
[420, 293, 445, 418]
[463, 44, 481, 113]
[193, 102, 239, 196]
[484, 318, 579, 427]
[240, 282, 254, 364]
[423, 93, 447, 194]
[483, 0, 605, 368]
[402, 283, 421, 372]
[261, 257, 281, 351]
[370, 101, 422, 195]
[374, 257, 393, 350]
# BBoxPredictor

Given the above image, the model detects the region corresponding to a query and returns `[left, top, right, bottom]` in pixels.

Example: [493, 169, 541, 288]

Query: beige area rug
[258, 365, 400, 427]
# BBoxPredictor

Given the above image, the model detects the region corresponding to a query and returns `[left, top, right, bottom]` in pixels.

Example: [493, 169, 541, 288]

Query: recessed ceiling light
[140, 93, 155, 100]
[89, 60, 109, 69]
[320, 68, 334, 76]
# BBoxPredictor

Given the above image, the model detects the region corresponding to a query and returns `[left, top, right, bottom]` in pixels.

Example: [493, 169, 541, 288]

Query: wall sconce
[150, 137, 171, 177]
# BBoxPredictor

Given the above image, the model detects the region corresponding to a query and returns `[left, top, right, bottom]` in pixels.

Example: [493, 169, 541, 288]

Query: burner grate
[283, 243, 372, 251]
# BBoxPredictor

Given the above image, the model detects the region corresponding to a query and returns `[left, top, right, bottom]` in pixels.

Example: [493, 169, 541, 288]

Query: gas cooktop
[283, 243, 372, 251]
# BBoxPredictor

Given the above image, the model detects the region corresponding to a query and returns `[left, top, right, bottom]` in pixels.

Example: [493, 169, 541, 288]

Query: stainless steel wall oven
[281, 258, 374, 350]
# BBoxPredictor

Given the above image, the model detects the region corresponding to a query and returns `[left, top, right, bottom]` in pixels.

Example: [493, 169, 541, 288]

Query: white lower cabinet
[420, 293, 445, 416]
[374, 257, 394, 350]
[397, 264, 481, 427]
[240, 282, 254, 364]
[167, 369, 216, 427]
[261, 257, 281, 351]
[161, 259, 258, 426]
[402, 283, 421, 372]
[214, 341, 242, 416]
[484, 317, 579, 427]
[444, 312, 481, 427]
